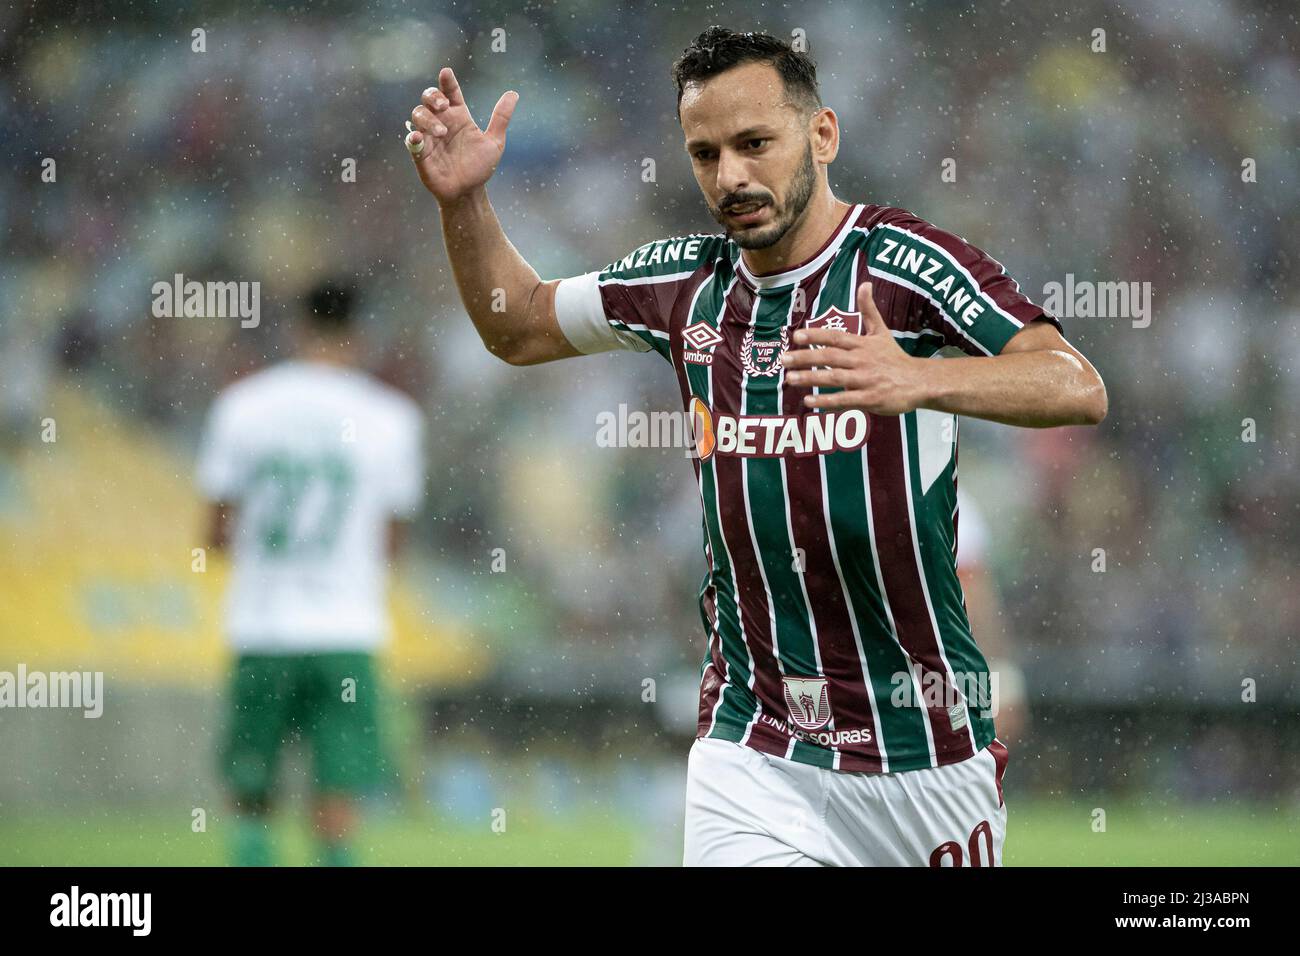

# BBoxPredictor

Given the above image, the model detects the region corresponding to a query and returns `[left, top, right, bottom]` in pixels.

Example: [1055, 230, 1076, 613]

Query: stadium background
[1, 0, 1297, 865]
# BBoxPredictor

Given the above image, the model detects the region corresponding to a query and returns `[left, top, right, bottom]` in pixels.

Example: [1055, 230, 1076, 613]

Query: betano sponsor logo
[594, 399, 872, 461]
[690, 398, 870, 461]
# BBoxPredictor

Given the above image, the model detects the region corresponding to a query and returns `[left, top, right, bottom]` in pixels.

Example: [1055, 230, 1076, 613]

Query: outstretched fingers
[439, 67, 466, 107]
[485, 91, 519, 148]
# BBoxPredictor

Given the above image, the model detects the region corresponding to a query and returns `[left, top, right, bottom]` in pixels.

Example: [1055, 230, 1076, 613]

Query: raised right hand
[405, 67, 518, 206]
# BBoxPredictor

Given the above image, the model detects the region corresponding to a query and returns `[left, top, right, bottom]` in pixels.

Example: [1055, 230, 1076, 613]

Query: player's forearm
[918, 348, 1107, 427]
[438, 188, 549, 364]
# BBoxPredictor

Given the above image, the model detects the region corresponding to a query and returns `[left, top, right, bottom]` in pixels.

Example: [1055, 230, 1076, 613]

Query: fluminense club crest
[782, 675, 832, 731]
[804, 306, 863, 345]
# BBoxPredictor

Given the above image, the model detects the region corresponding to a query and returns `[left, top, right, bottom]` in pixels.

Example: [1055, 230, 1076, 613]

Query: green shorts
[221, 651, 388, 803]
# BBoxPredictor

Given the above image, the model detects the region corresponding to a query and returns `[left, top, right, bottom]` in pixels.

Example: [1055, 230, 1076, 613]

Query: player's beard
[709, 143, 818, 250]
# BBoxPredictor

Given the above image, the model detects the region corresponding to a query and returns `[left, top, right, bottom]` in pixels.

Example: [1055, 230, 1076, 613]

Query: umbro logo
[682, 322, 723, 350]
[682, 322, 723, 366]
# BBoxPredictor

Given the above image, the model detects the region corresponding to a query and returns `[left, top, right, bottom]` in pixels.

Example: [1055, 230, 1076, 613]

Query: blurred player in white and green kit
[197, 281, 425, 866]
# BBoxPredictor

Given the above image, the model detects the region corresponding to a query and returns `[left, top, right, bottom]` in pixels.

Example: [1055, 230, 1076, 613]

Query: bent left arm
[784, 282, 1107, 428]
[914, 319, 1107, 427]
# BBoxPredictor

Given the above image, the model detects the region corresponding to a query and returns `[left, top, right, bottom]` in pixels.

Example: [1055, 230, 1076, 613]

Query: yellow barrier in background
[0, 382, 485, 687]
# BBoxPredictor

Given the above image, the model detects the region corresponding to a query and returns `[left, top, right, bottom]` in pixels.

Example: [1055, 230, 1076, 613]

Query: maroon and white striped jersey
[554, 203, 1059, 772]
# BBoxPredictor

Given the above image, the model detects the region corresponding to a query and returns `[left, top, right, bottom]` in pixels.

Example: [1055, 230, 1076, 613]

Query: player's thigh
[302, 652, 385, 794]
[827, 742, 1008, 867]
[905, 748, 1006, 868]
[221, 654, 298, 801]
[683, 737, 826, 867]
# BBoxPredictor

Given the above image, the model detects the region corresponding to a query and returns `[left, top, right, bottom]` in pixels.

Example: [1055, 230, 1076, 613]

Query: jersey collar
[734, 203, 863, 291]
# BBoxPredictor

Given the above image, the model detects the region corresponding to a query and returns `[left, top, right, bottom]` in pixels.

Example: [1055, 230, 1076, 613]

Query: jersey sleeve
[196, 392, 245, 501]
[553, 235, 715, 360]
[386, 401, 426, 519]
[864, 207, 1061, 357]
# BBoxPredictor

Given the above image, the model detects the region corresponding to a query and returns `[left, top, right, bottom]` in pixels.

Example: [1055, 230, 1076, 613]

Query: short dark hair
[304, 280, 356, 333]
[671, 26, 821, 121]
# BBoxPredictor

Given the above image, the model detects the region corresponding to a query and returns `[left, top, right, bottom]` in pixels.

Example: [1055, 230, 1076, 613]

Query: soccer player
[197, 281, 425, 866]
[403, 27, 1106, 866]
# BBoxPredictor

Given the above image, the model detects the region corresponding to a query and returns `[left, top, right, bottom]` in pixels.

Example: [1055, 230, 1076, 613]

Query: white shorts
[683, 737, 1008, 867]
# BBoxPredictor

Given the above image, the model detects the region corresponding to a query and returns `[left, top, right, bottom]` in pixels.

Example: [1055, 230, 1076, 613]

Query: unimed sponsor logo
[50, 886, 151, 936]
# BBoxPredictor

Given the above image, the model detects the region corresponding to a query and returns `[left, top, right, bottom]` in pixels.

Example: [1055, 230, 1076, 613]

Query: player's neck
[738, 190, 852, 278]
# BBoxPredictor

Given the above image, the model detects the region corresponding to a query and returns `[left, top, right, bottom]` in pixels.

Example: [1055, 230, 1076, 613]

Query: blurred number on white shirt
[196, 360, 425, 653]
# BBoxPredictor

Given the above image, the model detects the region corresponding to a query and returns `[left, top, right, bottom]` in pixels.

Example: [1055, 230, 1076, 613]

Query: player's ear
[810, 107, 839, 165]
